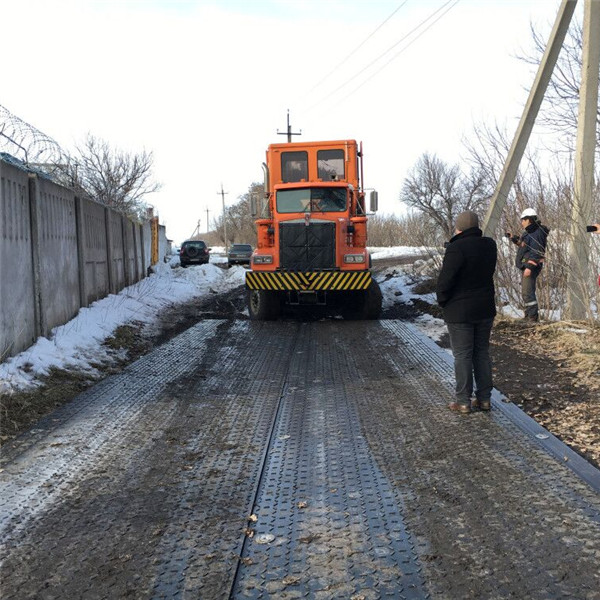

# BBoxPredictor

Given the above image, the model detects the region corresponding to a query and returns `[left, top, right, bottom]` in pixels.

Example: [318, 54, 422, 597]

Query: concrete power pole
[482, 0, 578, 237]
[566, 0, 600, 320]
[218, 184, 229, 253]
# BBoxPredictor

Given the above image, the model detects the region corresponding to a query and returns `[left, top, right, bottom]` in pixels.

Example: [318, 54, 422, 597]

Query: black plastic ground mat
[0, 320, 298, 599]
[230, 322, 427, 599]
[1, 319, 599, 600]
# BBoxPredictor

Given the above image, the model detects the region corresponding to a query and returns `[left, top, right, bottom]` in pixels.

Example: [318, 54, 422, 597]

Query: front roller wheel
[364, 279, 383, 319]
[341, 280, 382, 320]
[248, 289, 281, 320]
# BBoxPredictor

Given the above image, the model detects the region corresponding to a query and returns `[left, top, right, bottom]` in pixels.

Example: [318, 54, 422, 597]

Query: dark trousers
[522, 268, 540, 318]
[446, 318, 494, 405]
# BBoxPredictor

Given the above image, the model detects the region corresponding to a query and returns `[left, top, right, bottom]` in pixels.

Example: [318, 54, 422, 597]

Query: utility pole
[191, 219, 201, 238]
[566, 0, 600, 320]
[482, 0, 577, 237]
[277, 109, 302, 143]
[206, 207, 210, 234]
[218, 184, 229, 252]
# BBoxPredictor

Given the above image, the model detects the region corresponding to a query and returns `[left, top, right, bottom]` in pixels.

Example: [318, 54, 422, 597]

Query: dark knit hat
[455, 210, 479, 231]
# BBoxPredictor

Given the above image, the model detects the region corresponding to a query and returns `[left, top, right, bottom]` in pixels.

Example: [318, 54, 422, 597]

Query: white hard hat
[520, 208, 537, 219]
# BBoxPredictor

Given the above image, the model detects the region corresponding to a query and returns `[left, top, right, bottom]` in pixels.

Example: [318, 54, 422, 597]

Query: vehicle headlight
[253, 255, 273, 264]
[343, 254, 365, 264]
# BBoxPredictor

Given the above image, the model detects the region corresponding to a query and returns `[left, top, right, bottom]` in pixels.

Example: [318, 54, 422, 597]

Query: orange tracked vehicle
[246, 139, 382, 320]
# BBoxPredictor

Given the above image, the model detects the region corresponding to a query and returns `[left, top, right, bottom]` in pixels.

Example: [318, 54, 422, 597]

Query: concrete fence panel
[142, 220, 152, 273]
[0, 161, 37, 358]
[134, 223, 144, 280]
[35, 176, 80, 337]
[0, 154, 168, 363]
[106, 208, 125, 294]
[122, 216, 137, 286]
[80, 197, 109, 305]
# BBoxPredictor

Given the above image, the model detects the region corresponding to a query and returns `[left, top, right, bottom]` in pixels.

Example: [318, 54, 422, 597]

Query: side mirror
[250, 194, 257, 217]
[369, 190, 378, 213]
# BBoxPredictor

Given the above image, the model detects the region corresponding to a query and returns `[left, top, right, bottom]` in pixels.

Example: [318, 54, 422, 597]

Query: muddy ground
[1, 259, 598, 469]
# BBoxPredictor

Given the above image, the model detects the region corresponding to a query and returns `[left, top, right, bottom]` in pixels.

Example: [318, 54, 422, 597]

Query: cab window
[281, 151, 308, 183]
[317, 149, 344, 180]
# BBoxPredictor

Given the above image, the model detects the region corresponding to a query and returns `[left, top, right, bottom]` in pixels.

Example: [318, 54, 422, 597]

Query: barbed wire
[0, 104, 71, 177]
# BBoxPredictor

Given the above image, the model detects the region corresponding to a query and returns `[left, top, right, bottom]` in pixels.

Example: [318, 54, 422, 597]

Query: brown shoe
[479, 400, 491, 411]
[448, 402, 471, 414]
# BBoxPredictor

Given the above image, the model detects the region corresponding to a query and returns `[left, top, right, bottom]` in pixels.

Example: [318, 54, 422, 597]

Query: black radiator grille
[279, 222, 336, 270]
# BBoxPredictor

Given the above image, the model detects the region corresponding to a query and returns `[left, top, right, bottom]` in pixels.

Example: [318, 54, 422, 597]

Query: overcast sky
[1, 0, 579, 243]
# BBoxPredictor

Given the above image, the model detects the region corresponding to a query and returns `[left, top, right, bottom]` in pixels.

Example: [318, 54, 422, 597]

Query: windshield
[276, 188, 347, 213]
[231, 244, 251, 251]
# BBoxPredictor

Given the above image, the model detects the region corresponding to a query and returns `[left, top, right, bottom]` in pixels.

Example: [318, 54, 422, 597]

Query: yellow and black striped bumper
[245, 270, 372, 291]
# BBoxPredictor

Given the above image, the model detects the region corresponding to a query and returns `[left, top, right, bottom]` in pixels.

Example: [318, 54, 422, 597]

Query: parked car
[227, 243, 253, 267]
[179, 240, 210, 267]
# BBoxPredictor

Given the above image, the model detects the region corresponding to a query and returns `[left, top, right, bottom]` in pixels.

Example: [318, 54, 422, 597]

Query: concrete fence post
[28, 174, 44, 338]
[132, 221, 140, 283]
[121, 215, 130, 286]
[105, 207, 115, 294]
[74, 196, 87, 308]
[140, 223, 147, 276]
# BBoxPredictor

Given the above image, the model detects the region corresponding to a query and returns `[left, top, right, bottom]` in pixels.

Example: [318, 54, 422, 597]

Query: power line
[335, 0, 461, 107]
[309, 0, 410, 94]
[303, 0, 458, 115]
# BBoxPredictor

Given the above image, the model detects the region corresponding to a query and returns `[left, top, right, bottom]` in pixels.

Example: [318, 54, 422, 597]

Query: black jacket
[436, 227, 497, 323]
[515, 221, 549, 270]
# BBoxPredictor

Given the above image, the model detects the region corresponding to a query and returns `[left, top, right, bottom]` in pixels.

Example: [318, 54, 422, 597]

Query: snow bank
[0, 260, 246, 392]
[1, 246, 450, 393]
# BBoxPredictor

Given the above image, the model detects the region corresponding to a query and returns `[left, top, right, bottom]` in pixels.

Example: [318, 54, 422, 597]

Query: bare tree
[512, 17, 599, 159]
[400, 153, 490, 239]
[367, 211, 443, 248]
[69, 134, 161, 219]
[466, 118, 600, 320]
[521, 20, 600, 146]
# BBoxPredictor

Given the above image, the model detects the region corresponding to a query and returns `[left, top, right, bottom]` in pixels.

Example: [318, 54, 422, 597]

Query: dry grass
[495, 316, 600, 391]
[0, 368, 97, 442]
[532, 321, 600, 389]
[492, 315, 599, 468]
[0, 323, 150, 444]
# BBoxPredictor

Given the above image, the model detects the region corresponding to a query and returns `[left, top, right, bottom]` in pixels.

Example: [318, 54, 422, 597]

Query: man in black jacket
[436, 211, 497, 414]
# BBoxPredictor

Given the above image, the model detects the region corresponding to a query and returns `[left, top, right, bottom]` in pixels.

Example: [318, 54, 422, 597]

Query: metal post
[482, 0, 578, 237]
[566, 0, 600, 320]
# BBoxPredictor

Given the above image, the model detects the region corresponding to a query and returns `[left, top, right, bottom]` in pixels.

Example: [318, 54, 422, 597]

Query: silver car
[227, 243, 253, 267]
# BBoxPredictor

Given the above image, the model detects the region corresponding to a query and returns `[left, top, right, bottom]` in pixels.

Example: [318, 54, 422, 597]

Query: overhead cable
[339, 0, 461, 104]
[309, 0, 410, 93]
[303, 0, 458, 115]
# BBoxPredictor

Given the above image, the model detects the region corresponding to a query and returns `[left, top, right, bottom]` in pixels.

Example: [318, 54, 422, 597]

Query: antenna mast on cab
[277, 110, 302, 142]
